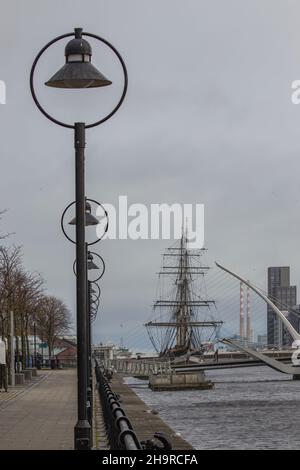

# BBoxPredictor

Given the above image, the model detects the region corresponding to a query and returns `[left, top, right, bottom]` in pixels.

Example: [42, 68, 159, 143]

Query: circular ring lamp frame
[61, 198, 108, 246]
[73, 251, 105, 282]
[90, 282, 101, 299]
[90, 292, 100, 303]
[30, 31, 128, 129]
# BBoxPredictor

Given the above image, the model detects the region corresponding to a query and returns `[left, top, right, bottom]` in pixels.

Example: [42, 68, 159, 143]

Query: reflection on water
[124, 367, 300, 450]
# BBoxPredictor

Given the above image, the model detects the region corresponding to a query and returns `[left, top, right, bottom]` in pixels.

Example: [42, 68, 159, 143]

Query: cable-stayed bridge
[110, 262, 300, 381]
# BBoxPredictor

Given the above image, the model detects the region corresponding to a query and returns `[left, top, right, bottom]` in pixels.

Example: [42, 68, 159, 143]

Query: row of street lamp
[70, 203, 105, 444]
[30, 27, 127, 449]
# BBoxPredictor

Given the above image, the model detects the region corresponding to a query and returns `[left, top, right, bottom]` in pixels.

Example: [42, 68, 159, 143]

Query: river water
[124, 367, 300, 450]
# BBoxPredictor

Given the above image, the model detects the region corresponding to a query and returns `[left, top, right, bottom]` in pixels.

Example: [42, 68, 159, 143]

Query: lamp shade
[45, 28, 112, 89]
[69, 201, 99, 226]
[87, 253, 99, 270]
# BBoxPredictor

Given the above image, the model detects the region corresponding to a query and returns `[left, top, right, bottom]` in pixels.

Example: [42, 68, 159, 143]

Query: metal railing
[100, 358, 172, 376]
[95, 362, 142, 450]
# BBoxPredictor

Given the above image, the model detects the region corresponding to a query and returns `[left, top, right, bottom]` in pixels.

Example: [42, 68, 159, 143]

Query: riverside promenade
[0, 369, 76, 450]
[0, 368, 193, 450]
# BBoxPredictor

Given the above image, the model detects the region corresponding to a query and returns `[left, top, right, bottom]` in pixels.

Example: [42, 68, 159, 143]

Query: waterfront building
[267, 267, 297, 347]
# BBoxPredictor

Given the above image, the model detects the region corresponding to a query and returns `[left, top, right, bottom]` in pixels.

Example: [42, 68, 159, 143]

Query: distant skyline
[1, 1, 300, 351]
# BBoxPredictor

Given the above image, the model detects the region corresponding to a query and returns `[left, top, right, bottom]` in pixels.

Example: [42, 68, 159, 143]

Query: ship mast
[176, 233, 190, 350]
[145, 231, 223, 356]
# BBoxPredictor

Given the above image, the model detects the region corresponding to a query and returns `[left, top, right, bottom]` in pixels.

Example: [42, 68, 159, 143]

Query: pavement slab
[0, 369, 76, 450]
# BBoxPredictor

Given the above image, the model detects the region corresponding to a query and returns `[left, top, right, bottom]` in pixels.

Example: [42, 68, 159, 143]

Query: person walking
[214, 348, 219, 363]
[0, 340, 7, 392]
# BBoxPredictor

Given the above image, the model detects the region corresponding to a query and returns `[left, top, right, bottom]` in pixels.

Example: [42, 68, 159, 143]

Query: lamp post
[33, 321, 37, 368]
[10, 311, 15, 387]
[67, 202, 104, 432]
[89, 282, 101, 323]
[70, 202, 102, 428]
[68, 202, 106, 416]
[86, 275, 92, 426]
[86, 249, 101, 428]
[86, 277, 101, 431]
[30, 27, 128, 450]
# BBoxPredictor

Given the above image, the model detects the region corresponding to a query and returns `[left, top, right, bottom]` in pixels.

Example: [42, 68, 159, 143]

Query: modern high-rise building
[257, 334, 268, 346]
[267, 267, 297, 347]
[288, 304, 300, 336]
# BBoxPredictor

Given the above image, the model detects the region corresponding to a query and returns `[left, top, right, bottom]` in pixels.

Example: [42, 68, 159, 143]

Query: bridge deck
[222, 339, 300, 375]
[110, 374, 194, 450]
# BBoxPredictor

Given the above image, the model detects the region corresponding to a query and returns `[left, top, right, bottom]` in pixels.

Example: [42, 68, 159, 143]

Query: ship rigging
[145, 233, 223, 357]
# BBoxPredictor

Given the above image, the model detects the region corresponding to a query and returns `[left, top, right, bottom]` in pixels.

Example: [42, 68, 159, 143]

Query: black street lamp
[86, 258, 102, 429]
[66, 202, 105, 399]
[90, 282, 101, 323]
[65, 202, 104, 434]
[45, 30, 112, 89]
[87, 252, 99, 270]
[69, 201, 99, 227]
[30, 27, 127, 450]
[33, 322, 37, 368]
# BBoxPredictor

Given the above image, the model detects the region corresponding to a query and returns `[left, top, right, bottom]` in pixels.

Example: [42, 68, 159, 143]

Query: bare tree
[13, 269, 44, 367]
[0, 246, 23, 375]
[0, 210, 13, 240]
[0, 246, 23, 337]
[0, 245, 71, 370]
[36, 296, 71, 359]
[0, 246, 44, 368]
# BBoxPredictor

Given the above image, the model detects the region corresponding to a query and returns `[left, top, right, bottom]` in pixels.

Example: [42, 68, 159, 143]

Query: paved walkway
[0, 369, 76, 450]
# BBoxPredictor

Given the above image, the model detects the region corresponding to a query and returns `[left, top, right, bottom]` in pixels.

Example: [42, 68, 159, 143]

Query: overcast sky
[1, 0, 300, 351]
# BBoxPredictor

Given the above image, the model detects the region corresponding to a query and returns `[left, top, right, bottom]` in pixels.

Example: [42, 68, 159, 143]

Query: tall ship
[145, 232, 223, 358]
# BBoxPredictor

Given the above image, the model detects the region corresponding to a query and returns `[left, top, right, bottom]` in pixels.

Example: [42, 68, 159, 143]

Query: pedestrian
[186, 350, 191, 364]
[0, 340, 7, 392]
[214, 348, 219, 363]
[105, 368, 113, 382]
[0, 364, 8, 392]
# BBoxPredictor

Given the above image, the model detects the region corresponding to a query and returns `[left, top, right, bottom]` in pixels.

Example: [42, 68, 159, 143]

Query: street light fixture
[69, 201, 99, 226]
[89, 282, 101, 323]
[33, 321, 37, 368]
[91, 281, 101, 299]
[86, 253, 102, 430]
[45, 29, 112, 89]
[87, 252, 99, 270]
[30, 27, 128, 450]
